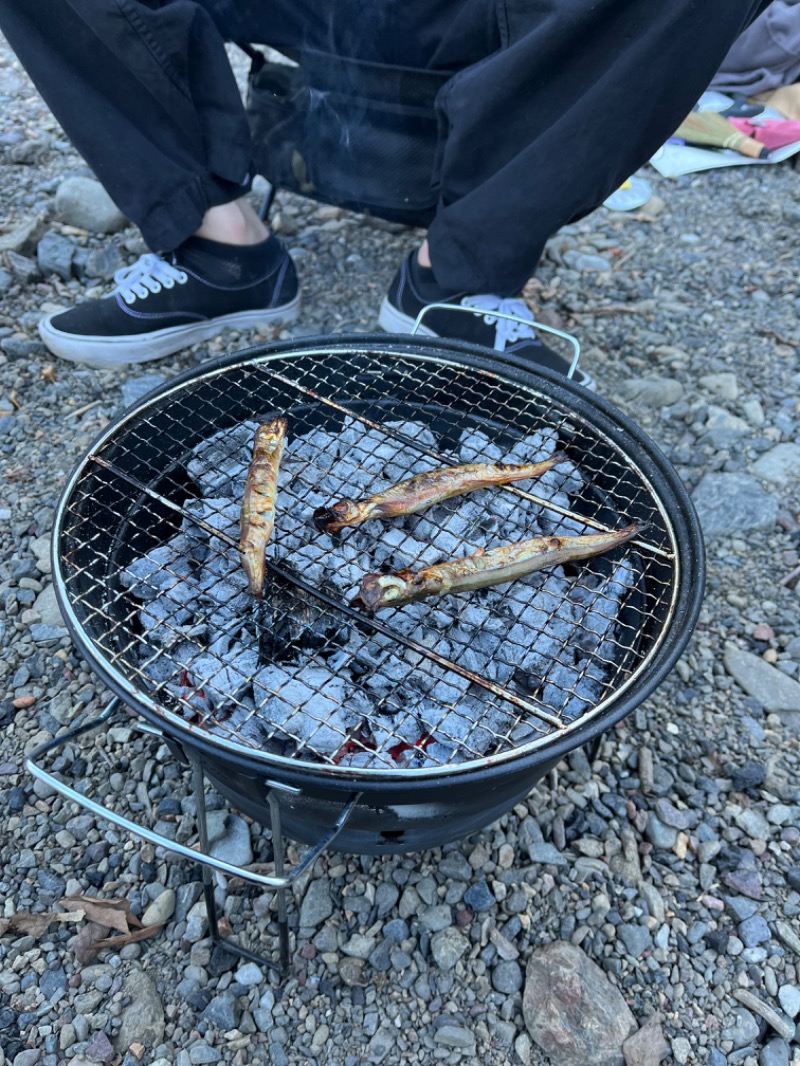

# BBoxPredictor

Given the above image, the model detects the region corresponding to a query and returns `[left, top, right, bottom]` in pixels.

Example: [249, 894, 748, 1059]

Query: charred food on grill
[353, 523, 644, 612]
[239, 416, 286, 598]
[313, 454, 568, 533]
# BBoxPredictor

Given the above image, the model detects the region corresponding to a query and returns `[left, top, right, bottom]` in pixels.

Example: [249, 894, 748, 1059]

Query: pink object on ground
[729, 116, 800, 150]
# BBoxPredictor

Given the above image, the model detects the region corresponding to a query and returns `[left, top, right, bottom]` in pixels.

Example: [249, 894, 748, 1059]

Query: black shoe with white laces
[379, 251, 595, 389]
[39, 234, 300, 368]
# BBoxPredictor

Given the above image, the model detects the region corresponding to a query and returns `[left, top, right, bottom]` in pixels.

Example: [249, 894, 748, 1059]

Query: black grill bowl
[52, 335, 704, 853]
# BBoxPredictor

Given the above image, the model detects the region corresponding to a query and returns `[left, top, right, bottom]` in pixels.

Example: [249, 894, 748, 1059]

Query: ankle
[194, 197, 270, 246]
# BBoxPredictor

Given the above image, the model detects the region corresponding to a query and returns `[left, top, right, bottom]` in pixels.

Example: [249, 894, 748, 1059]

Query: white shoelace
[460, 295, 537, 351]
[114, 253, 188, 304]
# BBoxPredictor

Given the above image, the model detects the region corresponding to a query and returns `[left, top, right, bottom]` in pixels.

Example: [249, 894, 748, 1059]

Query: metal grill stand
[26, 697, 362, 975]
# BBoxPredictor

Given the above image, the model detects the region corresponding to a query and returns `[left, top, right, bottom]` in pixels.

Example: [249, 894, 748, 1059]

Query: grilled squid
[313, 453, 568, 533]
[239, 417, 287, 598]
[353, 523, 643, 612]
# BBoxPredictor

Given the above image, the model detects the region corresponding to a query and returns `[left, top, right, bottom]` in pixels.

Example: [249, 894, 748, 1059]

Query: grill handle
[25, 698, 362, 891]
[411, 302, 582, 378]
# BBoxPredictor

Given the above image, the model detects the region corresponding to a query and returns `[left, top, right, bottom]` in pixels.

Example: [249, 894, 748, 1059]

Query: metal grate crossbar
[55, 344, 680, 777]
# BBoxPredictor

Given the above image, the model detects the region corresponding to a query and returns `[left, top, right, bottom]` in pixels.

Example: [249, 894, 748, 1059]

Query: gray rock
[234, 962, 264, 987]
[752, 444, 800, 488]
[645, 814, 677, 850]
[37, 231, 75, 281]
[32, 583, 63, 627]
[523, 941, 636, 1066]
[618, 376, 685, 407]
[200, 992, 240, 1031]
[0, 215, 46, 256]
[692, 473, 779, 538]
[777, 985, 800, 1019]
[55, 176, 128, 233]
[188, 1043, 220, 1065]
[528, 842, 568, 866]
[114, 970, 165, 1052]
[141, 888, 176, 927]
[723, 1006, 761, 1049]
[492, 960, 523, 993]
[120, 374, 167, 410]
[739, 915, 770, 947]
[622, 1014, 668, 1066]
[618, 924, 652, 957]
[563, 250, 612, 272]
[430, 928, 469, 971]
[434, 1025, 476, 1050]
[759, 1038, 790, 1066]
[699, 372, 739, 400]
[207, 812, 253, 869]
[84, 242, 124, 279]
[299, 879, 333, 928]
[724, 645, 800, 713]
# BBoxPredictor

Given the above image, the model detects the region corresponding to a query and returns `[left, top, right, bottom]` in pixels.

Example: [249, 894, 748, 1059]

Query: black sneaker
[379, 252, 595, 389]
[38, 234, 300, 368]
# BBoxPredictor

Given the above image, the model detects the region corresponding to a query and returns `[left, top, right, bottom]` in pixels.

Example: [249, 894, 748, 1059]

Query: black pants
[0, 0, 768, 294]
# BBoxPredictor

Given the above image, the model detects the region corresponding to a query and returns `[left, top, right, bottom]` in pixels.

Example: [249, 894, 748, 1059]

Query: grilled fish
[239, 417, 287, 598]
[353, 523, 643, 612]
[313, 453, 567, 533]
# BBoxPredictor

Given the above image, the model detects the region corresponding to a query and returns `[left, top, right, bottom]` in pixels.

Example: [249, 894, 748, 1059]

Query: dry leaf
[40, 364, 57, 384]
[0, 911, 55, 938]
[73, 921, 112, 967]
[91, 923, 164, 955]
[59, 895, 140, 934]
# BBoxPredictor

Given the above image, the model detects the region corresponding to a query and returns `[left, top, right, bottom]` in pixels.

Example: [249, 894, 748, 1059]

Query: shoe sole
[38, 294, 302, 369]
[378, 296, 596, 390]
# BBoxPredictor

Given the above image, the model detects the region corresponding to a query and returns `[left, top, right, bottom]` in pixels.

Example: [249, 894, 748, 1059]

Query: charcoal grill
[28, 333, 703, 972]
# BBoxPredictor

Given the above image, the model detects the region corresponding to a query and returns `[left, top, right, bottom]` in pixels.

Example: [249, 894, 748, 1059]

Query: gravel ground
[2, 34, 800, 1066]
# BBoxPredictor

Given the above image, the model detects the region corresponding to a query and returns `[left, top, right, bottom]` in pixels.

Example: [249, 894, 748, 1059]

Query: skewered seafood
[353, 523, 643, 612]
[239, 417, 286, 598]
[313, 453, 567, 533]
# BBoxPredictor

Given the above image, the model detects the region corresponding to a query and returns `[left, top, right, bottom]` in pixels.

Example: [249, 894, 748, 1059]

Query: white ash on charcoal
[120, 416, 641, 766]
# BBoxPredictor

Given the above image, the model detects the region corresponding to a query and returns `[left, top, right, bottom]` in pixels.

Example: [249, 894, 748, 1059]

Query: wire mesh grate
[56, 343, 681, 776]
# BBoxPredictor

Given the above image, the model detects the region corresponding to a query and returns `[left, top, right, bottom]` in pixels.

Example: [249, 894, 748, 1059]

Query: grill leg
[584, 732, 605, 766]
[188, 752, 285, 978]
[268, 791, 291, 973]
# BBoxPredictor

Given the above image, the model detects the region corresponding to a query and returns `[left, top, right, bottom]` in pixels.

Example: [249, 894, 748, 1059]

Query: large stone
[114, 970, 165, 1053]
[618, 376, 685, 407]
[523, 941, 636, 1066]
[55, 177, 128, 234]
[691, 473, 778, 538]
[724, 645, 800, 714]
[623, 1014, 668, 1066]
[0, 215, 46, 256]
[752, 444, 800, 489]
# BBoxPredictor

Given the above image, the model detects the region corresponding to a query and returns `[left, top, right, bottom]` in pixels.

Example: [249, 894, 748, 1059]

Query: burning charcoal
[284, 429, 343, 464]
[121, 544, 193, 601]
[220, 698, 281, 749]
[189, 645, 259, 706]
[255, 668, 360, 757]
[501, 428, 558, 463]
[418, 741, 463, 767]
[256, 566, 350, 661]
[458, 428, 505, 463]
[370, 712, 422, 754]
[415, 699, 477, 747]
[539, 661, 603, 721]
[570, 559, 638, 656]
[138, 598, 193, 645]
[187, 420, 259, 494]
[165, 682, 213, 721]
[385, 419, 437, 451]
[183, 497, 241, 552]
